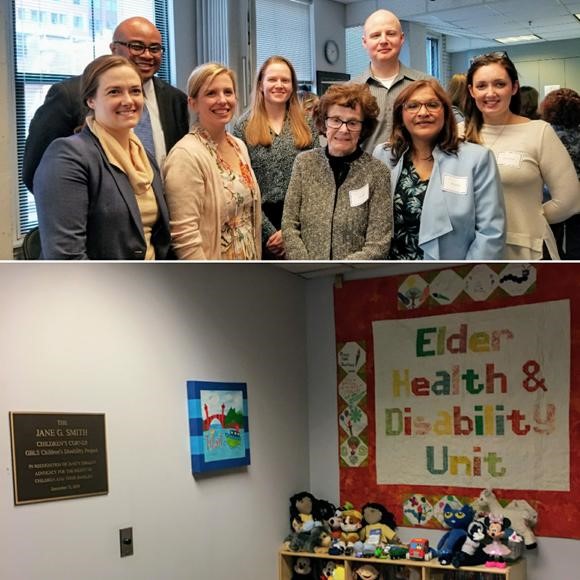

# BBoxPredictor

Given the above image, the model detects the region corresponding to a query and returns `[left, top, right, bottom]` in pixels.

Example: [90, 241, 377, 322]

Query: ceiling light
[575, 14, 580, 22]
[494, 34, 542, 44]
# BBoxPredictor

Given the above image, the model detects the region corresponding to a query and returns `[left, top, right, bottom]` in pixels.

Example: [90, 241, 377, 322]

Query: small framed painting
[187, 380, 251, 474]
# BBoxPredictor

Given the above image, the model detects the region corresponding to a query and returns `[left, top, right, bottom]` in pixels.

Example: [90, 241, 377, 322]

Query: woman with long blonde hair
[233, 56, 317, 259]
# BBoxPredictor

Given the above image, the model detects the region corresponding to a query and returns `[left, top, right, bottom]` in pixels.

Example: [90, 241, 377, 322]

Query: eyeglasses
[472, 51, 511, 63]
[325, 117, 363, 131]
[113, 41, 164, 56]
[403, 100, 443, 114]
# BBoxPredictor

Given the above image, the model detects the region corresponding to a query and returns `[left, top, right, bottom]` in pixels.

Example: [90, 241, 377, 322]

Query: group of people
[24, 10, 580, 261]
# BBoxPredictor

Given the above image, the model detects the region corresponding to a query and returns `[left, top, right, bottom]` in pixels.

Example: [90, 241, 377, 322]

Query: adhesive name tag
[442, 174, 468, 194]
[497, 151, 523, 167]
[349, 183, 370, 207]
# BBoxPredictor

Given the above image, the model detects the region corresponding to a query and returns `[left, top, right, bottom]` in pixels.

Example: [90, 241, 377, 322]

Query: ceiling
[336, 0, 580, 50]
[273, 262, 453, 279]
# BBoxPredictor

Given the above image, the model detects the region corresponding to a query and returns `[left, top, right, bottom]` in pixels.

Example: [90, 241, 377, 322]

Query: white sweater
[481, 120, 580, 260]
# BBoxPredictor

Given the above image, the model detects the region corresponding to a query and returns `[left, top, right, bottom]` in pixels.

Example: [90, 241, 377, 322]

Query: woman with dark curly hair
[281, 82, 392, 260]
[373, 79, 505, 260]
[541, 88, 580, 258]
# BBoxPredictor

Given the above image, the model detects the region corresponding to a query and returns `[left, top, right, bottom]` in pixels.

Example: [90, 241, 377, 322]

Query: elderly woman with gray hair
[281, 82, 392, 260]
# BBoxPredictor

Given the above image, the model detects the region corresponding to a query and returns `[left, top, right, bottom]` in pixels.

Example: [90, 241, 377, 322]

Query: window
[426, 36, 440, 79]
[12, 0, 171, 238]
[345, 25, 367, 78]
[255, 0, 313, 86]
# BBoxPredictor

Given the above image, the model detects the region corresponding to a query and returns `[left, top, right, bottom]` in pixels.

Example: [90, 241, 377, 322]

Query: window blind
[255, 0, 313, 85]
[345, 25, 367, 79]
[13, 0, 169, 237]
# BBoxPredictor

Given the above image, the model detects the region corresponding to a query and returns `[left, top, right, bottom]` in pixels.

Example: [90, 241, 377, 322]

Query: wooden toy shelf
[278, 548, 526, 580]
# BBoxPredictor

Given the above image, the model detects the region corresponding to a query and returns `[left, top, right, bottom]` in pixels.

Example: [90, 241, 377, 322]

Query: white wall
[0, 264, 310, 580]
[314, 0, 347, 74]
[305, 268, 580, 580]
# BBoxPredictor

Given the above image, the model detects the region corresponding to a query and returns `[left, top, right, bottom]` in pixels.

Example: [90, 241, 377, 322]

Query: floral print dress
[388, 152, 429, 260]
[199, 127, 259, 260]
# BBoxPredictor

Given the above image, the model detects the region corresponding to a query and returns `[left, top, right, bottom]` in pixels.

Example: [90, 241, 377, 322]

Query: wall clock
[324, 39, 339, 65]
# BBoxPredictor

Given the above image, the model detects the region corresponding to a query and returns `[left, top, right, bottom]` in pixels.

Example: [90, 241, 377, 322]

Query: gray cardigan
[281, 148, 392, 260]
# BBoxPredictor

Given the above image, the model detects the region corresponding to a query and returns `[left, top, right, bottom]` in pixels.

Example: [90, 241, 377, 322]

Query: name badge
[497, 151, 523, 167]
[349, 183, 370, 207]
[442, 174, 468, 194]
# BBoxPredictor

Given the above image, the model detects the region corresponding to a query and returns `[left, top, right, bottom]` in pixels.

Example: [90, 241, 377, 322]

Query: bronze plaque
[10, 412, 108, 505]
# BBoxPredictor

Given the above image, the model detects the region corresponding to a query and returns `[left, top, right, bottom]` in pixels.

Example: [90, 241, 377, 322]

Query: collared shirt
[142, 78, 167, 168]
[354, 62, 431, 153]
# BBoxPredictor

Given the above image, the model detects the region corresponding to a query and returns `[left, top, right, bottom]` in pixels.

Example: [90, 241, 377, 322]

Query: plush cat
[452, 519, 488, 568]
[436, 503, 475, 565]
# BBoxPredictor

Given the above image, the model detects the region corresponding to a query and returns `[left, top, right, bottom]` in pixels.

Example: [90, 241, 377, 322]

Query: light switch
[119, 527, 134, 557]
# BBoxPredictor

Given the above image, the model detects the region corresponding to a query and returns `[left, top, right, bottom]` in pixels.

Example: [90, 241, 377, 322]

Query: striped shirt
[354, 63, 431, 153]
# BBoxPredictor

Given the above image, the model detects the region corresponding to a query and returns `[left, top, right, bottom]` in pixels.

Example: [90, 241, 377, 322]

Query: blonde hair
[447, 73, 467, 112]
[187, 62, 237, 99]
[244, 56, 312, 148]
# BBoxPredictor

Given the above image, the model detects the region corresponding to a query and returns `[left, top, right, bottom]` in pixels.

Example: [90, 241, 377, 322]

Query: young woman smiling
[233, 56, 317, 259]
[34, 55, 171, 259]
[464, 52, 580, 260]
[373, 79, 505, 260]
[163, 63, 261, 260]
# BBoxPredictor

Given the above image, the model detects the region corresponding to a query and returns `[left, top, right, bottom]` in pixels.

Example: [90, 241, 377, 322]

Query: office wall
[451, 39, 580, 96]
[0, 264, 309, 580]
[306, 267, 580, 580]
[314, 0, 347, 74]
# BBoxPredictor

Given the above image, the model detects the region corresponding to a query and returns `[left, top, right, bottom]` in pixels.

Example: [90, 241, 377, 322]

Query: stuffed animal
[304, 525, 333, 553]
[320, 561, 346, 580]
[340, 507, 363, 553]
[353, 564, 380, 580]
[483, 514, 512, 568]
[359, 502, 399, 552]
[292, 556, 316, 579]
[436, 503, 474, 565]
[451, 519, 487, 568]
[472, 488, 538, 549]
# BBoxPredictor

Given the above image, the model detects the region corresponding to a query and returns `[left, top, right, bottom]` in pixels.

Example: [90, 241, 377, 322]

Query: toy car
[406, 538, 433, 561]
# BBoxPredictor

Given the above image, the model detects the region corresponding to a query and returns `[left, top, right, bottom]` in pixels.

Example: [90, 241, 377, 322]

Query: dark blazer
[34, 126, 171, 260]
[23, 76, 189, 191]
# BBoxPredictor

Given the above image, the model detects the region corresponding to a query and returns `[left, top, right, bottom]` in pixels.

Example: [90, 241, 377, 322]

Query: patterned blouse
[389, 152, 429, 260]
[233, 111, 317, 242]
[198, 127, 258, 260]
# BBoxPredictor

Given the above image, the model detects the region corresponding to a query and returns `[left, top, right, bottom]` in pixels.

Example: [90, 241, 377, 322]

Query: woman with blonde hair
[163, 62, 261, 260]
[233, 56, 317, 259]
[447, 73, 467, 122]
[34, 54, 171, 259]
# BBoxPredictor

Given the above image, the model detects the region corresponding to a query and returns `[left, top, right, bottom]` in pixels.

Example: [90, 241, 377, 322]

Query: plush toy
[451, 519, 488, 568]
[483, 514, 512, 568]
[359, 502, 399, 552]
[320, 561, 346, 580]
[317, 498, 338, 525]
[340, 507, 363, 553]
[472, 488, 538, 549]
[436, 503, 474, 565]
[292, 556, 316, 579]
[290, 491, 319, 533]
[353, 564, 380, 580]
[304, 525, 333, 553]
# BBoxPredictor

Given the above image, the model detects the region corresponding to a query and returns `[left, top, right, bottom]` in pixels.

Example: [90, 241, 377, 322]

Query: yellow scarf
[87, 117, 159, 259]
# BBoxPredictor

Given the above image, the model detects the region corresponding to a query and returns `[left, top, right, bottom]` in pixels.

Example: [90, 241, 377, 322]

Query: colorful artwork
[187, 380, 250, 473]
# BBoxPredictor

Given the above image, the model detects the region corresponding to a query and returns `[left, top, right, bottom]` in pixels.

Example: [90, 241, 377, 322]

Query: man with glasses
[23, 17, 189, 192]
[354, 9, 431, 152]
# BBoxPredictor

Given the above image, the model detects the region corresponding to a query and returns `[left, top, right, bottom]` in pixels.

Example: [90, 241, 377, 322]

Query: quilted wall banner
[334, 263, 580, 540]
[373, 301, 569, 490]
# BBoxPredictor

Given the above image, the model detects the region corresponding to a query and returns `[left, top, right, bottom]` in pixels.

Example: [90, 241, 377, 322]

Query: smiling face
[86, 65, 143, 138]
[261, 61, 293, 106]
[325, 103, 364, 157]
[469, 62, 518, 122]
[111, 18, 162, 81]
[402, 85, 444, 146]
[362, 10, 404, 67]
[190, 72, 237, 134]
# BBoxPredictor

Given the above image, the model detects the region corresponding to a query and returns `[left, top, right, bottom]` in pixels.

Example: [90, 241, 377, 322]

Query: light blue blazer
[373, 141, 506, 260]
